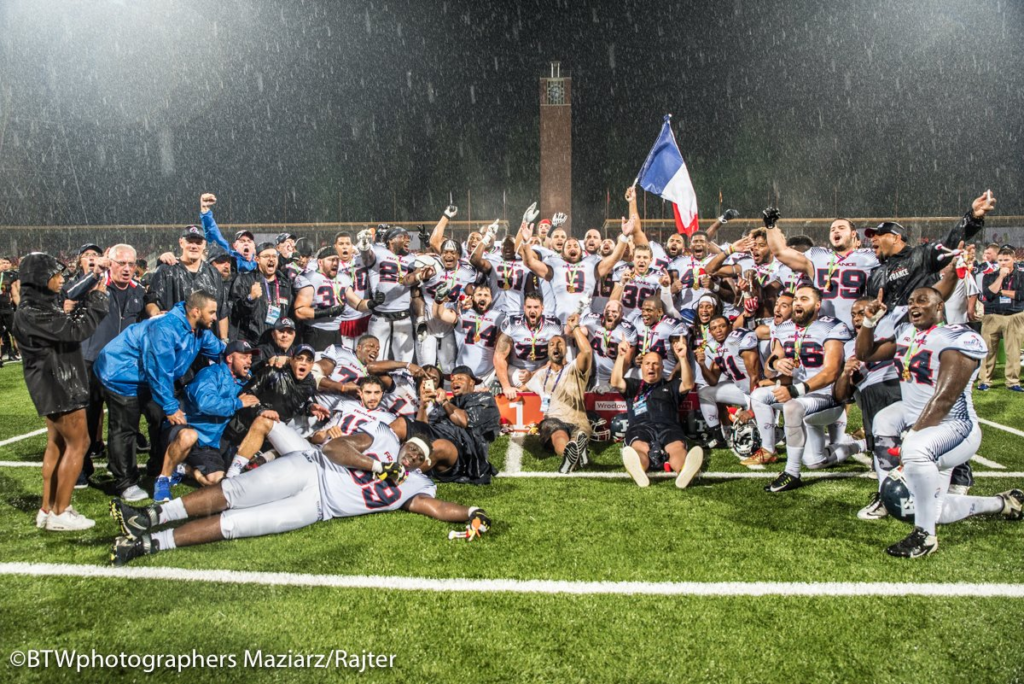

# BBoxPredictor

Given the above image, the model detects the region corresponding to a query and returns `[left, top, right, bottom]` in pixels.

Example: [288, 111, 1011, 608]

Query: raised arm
[610, 336, 631, 392]
[199, 193, 231, 254]
[764, 208, 813, 278]
[521, 230, 553, 281]
[597, 217, 634, 278]
[428, 205, 458, 254]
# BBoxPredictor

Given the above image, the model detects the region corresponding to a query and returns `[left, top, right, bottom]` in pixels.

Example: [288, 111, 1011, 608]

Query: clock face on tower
[546, 79, 565, 105]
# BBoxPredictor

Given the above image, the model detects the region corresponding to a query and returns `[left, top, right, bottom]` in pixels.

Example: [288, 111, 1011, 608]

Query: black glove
[762, 207, 780, 229]
[372, 459, 408, 485]
[313, 303, 346, 319]
[718, 208, 740, 224]
[468, 507, 492, 533]
[366, 291, 387, 312]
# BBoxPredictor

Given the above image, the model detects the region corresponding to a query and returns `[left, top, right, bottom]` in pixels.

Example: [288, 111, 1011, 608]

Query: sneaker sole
[46, 518, 96, 532]
[621, 447, 650, 487]
[675, 446, 704, 489]
[857, 509, 889, 521]
[559, 442, 578, 475]
[886, 541, 939, 559]
[574, 431, 590, 469]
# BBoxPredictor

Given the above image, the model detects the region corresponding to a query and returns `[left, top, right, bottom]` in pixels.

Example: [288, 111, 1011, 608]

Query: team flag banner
[636, 114, 700, 235]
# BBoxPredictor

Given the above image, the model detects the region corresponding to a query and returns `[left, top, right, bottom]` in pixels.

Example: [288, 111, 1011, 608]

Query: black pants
[104, 387, 166, 491]
[0, 310, 13, 357]
[303, 326, 341, 352]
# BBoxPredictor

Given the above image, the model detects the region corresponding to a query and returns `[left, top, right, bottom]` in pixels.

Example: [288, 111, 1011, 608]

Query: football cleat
[885, 527, 938, 558]
[576, 429, 591, 467]
[740, 448, 777, 467]
[998, 489, 1024, 521]
[621, 446, 650, 488]
[242, 454, 267, 473]
[675, 446, 704, 490]
[857, 492, 889, 521]
[110, 534, 159, 566]
[764, 472, 802, 493]
[109, 499, 158, 539]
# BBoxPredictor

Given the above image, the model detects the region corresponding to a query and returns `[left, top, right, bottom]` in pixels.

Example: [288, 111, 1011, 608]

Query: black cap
[316, 246, 338, 260]
[450, 365, 482, 384]
[290, 343, 315, 359]
[276, 232, 298, 244]
[225, 340, 260, 356]
[78, 243, 102, 256]
[181, 225, 206, 241]
[255, 241, 278, 256]
[864, 222, 906, 239]
[234, 229, 255, 242]
[273, 317, 296, 331]
[207, 244, 233, 263]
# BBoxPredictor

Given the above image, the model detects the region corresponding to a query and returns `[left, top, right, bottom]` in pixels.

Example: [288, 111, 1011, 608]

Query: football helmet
[729, 421, 760, 459]
[588, 412, 610, 442]
[880, 466, 916, 524]
[610, 414, 629, 442]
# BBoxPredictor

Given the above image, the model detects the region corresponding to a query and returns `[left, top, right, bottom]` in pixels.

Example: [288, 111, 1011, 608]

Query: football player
[363, 226, 434, 362]
[292, 248, 347, 351]
[624, 296, 689, 380]
[581, 299, 637, 389]
[494, 292, 563, 401]
[432, 283, 504, 386]
[695, 315, 762, 448]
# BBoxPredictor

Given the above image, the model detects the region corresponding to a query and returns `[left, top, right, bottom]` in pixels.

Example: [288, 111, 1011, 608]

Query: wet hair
[709, 314, 731, 328]
[833, 218, 858, 232]
[795, 285, 823, 302]
[334, 232, 353, 243]
[787, 235, 814, 250]
[185, 290, 217, 311]
[358, 375, 385, 391]
[524, 292, 544, 305]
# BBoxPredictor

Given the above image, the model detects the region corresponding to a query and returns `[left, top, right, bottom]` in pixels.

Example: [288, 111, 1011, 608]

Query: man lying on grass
[108, 425, 491, 565]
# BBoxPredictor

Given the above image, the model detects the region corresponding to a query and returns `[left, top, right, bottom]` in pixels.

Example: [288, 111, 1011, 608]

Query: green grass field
[1, 361, 1023, 683]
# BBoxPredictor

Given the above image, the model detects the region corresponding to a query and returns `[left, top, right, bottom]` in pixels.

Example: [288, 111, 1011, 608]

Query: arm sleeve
[199, 329, 227, 360]
[142, 324, 180, 414]
[187, 367, 242, 417]
[24, 292, 108, 344]
[201, 210, 233, 254]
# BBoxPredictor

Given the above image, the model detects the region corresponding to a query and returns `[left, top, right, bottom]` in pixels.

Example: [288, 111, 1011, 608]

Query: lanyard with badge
[792, 324, 811, 367]
[633, 380, 654, 416]
[539, 364, 565, 413]
[264, 277, 283, 325]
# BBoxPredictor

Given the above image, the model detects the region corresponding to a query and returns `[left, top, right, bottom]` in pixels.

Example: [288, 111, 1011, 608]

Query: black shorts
[538, 417, 577, 451]
[624, 422, 688, 470]
[166, 425, 235, 476]
[858, 379, 901, 451]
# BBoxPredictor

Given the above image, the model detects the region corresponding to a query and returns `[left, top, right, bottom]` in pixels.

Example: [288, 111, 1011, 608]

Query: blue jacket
[201, 210, 257, 273]
[94, 302, 225, 413]
[181, 361, 248, 447]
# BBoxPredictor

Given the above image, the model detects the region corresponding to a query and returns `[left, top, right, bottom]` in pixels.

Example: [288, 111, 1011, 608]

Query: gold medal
[474, 335, 481, 344]
[529, 352, 536, 362]
[902, 367, 911, 382]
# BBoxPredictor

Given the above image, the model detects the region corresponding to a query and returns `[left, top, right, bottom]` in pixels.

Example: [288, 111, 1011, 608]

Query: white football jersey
[775, 316, 852, 386]
[591, 260, 627, 316]
[628, 311, 689, 378]
[368, 245, 417, 313]
[806, 247, 879, 326]
[500, 314, 563, 371]
[893, 323, 986, 424]
[421, 263, 478, 335]
[294, 270, 345, 331]
[381, 369, 420, 419]
[667, 254, 714, 310]
[618, 264, 666, 318]
[454, 307, 505, 378]
[321, 398, 397, 436]
[843, 338, 898, 392]
[316, 345, 368, 410]
[544, 254, 602, 322]
[704, 329, 759, 394]
[484, 253, 532, 315]
[582, 312, 638, 384]
[335, 255, 371, 322]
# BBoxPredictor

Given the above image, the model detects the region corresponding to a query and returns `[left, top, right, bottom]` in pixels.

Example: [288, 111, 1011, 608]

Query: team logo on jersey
[887, 266, 909, 282]
[962, 336, 983, 350]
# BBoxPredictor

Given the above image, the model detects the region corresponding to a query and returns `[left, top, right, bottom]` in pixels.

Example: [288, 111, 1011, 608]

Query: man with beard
[765, 211, 878, 329]
[583, 228, 603, 257]
[146, 225, 229, 342]
[695, 315, 763, 448]
[755, 291, 795, 375]
[419, 238, 478, 371]
[471, 233, 533, 317]
[524, 315, 593, 474]
[331, 232, 372, 348]
[581, 299, 637, 389]
[433, 283, 504, 386]
[392, 366, 502, 485]
[667, 230, 718, 311]
[612, 245, 667, 321]
[315, 334, 426, 411]
[749, 286, 852, 486]
[230, 242, 294, 344]
[520, 218, 634, 323]
[852, 287, 1022, 557]
[155, 341, 262, 501]
[223, 344, 330, 475]
[309, 375, 397, 446]
[624, 296, 689, 381]
[96, 290, 225, 501]
[293, 247, 347, 351]
[109, 422, 490, 565]
[198, 193, 257, 274]
[363, 226, 433, 363]
[611, 338, 703, 489]
[494, 292, 563, 401]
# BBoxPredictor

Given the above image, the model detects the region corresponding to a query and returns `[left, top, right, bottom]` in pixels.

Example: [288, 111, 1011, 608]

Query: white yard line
[851, 453, 874, 468]
[0, 428, 47, 448]
[495, 470, 1024, 480]
[978, 418, 1024, 440]
[504, 435, 524, 475]
[972, 455, 1007, 470]
[0, 562, 1021, 598]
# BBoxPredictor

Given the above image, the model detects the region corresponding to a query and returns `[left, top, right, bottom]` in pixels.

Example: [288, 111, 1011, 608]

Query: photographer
[13, 252, 109, 531]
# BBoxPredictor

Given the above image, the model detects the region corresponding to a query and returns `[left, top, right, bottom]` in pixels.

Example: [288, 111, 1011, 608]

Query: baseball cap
[450, 365, 482, 384]
[225, 340, 260, 356]
[273, 317, 296, 331]
[290, 343, 315, 360]
[234, 229, 255, 241]
[207, 244, 233, 263]
[78, 243, 102, 256]
[864, 222, 906, 239]
[181, 225, 206, 241]
[276, 232, 298, 244]
[255, 241, 278, 256]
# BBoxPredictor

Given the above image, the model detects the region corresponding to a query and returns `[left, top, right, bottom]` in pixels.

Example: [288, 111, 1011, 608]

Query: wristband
[791, 382, 808, 397]
[618, 234, 629, 244]
[725, 244, 734, 256]
[766, 354, 779, 372]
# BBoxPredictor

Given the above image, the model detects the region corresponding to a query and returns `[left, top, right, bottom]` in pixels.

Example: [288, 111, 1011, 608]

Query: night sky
[1, 0, 1022, 229]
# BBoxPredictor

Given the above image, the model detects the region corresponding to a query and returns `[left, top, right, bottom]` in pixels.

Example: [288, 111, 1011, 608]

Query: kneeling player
[854, 287, 1023, 557]
[109, 426, 490, 565]
[695, 315, 762, 448]
[610, 338, 704, 489]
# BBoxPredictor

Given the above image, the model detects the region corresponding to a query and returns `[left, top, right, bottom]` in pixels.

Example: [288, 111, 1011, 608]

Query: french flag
[636, 115, 700, 236]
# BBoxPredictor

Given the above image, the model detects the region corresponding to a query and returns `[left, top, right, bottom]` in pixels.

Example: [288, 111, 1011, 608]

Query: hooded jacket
[94, 302, 225, 414]
[230, 270, 294, 344]
[12, 254, 109, 416]
[180, 361, 248, 447]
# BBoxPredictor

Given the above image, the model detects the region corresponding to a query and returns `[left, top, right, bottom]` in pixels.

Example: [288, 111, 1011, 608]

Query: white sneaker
[121, 485, 150, 502]
[675, 446, 704, 489]
[857, 492, 889, 521]
[621, 446, 650, 487]
[46, 507, 96, 531]
[35, 509, 49, 528]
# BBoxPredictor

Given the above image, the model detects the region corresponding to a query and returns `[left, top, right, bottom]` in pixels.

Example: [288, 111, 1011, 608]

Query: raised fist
[443, 205, 458, 219]
[762, 207, 780, 229]
[718, 208, 740, 224]
[200, 193, 217, 212]
[551, 212, 568, 228]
